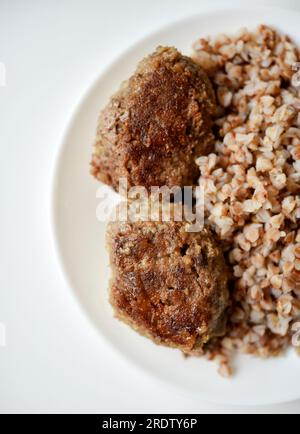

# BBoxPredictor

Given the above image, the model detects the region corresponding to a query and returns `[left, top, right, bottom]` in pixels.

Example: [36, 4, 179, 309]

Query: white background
[1, 0, 300, 414]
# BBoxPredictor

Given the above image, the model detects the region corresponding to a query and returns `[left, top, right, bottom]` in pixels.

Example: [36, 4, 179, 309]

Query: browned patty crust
[91, 46, 216, 191]
[107, 208, 229, 354]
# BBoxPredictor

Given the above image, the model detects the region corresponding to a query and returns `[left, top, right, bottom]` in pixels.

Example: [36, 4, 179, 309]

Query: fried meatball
[91, 46, 216, 191]
[107, 204, 229, 354]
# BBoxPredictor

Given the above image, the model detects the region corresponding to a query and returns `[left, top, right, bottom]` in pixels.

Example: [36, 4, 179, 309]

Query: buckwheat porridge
[194, 25, 300, 375]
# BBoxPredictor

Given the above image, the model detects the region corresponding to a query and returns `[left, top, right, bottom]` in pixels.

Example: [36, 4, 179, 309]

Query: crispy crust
[91, 46, 216, 191]
[107, 206, 229, 354]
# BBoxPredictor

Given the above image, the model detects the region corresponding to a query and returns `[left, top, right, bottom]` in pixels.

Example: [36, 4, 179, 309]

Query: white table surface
[1, 0, 300, 414]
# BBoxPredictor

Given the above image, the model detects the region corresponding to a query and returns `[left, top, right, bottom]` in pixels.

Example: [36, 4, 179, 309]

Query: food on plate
[91, 46, 216, 191]
[91, 24, 300, 376]
[107, 203, 229, 354]
[194, 25, 300, 375]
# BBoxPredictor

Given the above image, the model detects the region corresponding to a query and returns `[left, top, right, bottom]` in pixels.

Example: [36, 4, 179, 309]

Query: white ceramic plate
[52, 6, 300, 406]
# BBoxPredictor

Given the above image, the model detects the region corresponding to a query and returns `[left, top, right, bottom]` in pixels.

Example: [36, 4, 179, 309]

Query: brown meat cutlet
[91, 46, 216, 191]
[107, 204, 229, 354]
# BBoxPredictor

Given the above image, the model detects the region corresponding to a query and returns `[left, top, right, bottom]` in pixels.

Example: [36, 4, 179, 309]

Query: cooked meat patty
[107, 204, 229, 354]
[91, 46, 216, 191]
